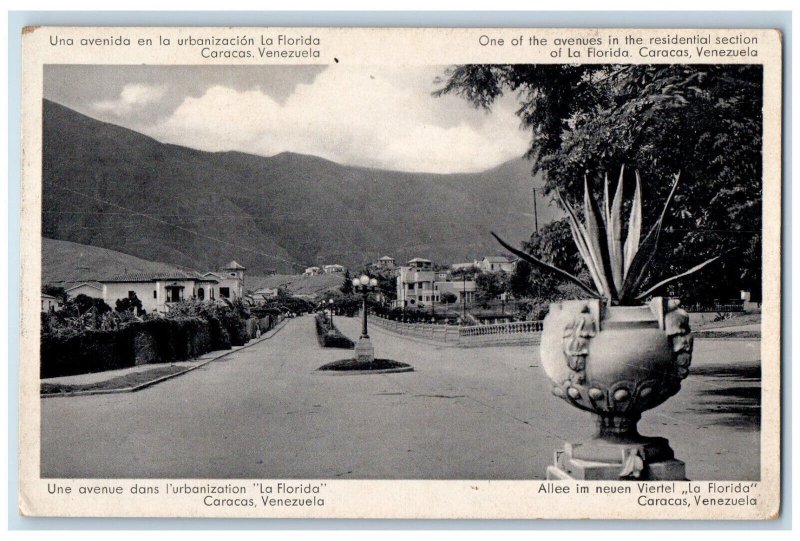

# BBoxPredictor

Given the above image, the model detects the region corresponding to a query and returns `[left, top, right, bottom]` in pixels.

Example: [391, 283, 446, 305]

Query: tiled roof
[64, 281, 102, 292]
[484, 256, 512, 263]
[102, 270, 219, 283]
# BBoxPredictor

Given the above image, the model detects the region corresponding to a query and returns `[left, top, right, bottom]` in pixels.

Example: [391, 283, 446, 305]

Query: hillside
[246, 273, 345, 298]
[42, 237, 186, 286]
[43, 99, 561, 274]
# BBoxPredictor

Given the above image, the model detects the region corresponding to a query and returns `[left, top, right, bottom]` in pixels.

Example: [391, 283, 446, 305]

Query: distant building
[406, 258, 433, 270]
[201, 260, 246, 301]
[376, 256, 396, 269]
[478, 256, 517, 274]
[451, 261, 479, 272]
[41, 293, 60, 312]
[323, 264, 346, 274]
[253, 287, 279, 302]
[395, 257, 476, 308]
[64, 282, 103, 300]
[303, 266, 321, 276]
[434, 280, 477, 304]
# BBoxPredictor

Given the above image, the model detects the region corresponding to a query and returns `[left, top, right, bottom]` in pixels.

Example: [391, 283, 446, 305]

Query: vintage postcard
[18, 26, 782, 519]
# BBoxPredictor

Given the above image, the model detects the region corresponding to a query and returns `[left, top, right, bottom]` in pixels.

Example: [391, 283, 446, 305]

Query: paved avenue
[41, 315, 760, 480]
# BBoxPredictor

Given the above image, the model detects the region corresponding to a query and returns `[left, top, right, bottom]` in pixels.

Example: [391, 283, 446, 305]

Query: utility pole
[462, 272, 466, 321]
[532, 187, 539, 233]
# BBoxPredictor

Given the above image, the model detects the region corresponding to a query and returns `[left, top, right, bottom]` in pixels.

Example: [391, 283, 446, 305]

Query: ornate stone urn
[541, 297, 692, 480]
[492, 166, 718, 480]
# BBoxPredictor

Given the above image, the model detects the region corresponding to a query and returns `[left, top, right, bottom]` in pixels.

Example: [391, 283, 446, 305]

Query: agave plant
[493, 167, 720, 306]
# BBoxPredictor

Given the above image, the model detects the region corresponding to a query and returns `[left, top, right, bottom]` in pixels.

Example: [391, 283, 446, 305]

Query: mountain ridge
[42, 99, 560, 274]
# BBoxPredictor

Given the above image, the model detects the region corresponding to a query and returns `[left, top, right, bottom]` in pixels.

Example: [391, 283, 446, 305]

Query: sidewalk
[40, 317, 289, 396]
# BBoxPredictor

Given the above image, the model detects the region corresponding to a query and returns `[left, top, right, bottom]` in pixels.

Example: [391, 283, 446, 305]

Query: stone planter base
[546, 438, 686, 480]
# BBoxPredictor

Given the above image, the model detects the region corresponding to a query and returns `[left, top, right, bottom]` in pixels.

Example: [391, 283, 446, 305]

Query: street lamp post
[352, 274, 379, 363]
[328, 298, 334, 327]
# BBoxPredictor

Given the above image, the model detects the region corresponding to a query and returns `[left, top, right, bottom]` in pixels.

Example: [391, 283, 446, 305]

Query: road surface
[41, 315, 761, 479]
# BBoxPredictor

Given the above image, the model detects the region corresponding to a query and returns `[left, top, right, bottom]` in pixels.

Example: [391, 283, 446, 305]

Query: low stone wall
[370, 315, 542, 347]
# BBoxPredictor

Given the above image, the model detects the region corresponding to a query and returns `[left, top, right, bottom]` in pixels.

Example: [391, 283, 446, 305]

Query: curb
[316, 366, 415, 376]
[41, 318, 291, 398]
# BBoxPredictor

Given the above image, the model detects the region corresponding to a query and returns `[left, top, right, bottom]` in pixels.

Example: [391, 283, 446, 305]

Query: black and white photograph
[37, 60, 765, 482]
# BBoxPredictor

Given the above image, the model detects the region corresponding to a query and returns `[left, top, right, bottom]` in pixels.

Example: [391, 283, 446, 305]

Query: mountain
[42, 99, 561, 274]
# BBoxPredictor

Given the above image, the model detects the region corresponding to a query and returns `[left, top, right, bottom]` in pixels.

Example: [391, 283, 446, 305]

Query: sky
[43, 65, 531, 173]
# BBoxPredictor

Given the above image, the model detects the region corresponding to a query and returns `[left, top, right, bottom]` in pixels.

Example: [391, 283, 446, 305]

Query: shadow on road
[685, 364, 761, 430]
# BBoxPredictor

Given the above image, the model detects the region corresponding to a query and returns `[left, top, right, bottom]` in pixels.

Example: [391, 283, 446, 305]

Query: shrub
[314, 314, 354, 349]
[40, 317, 213, 378]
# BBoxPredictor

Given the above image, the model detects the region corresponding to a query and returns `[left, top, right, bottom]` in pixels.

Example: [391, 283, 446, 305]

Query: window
[197, 288, 205, 300]
[220, 287, 230, 299]
[128, 290, 135, 298]
[153, 290, 157, 299]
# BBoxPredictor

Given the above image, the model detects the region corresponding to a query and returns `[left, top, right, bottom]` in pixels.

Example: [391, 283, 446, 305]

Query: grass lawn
[41, 365, 189, 395]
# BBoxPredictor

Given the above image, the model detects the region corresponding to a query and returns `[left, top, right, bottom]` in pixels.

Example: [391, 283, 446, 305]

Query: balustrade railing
[370, 313, 542, 345]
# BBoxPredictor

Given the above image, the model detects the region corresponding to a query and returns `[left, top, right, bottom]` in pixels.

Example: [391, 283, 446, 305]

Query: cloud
[93, 83, 168, 116]
[144, 66, 529, 173]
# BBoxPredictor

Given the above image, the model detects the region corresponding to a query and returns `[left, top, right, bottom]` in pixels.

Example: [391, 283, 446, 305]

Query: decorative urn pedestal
[542, 296, 693, 481]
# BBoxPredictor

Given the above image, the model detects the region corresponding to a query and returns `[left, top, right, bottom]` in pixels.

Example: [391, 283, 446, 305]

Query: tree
[366, 266, 398, 303]
[440, 292, 458, 304]
[509, 260, 533, 299]
[475, 271, 509, 307]
[115, 292, 144, 316]
[65, 294, 111, 316]
[436, 64, 762, 303]
[340, 270, 354, 295]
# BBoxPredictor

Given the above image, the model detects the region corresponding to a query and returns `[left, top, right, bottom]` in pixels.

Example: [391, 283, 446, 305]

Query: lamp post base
[354, 337, 375, 363]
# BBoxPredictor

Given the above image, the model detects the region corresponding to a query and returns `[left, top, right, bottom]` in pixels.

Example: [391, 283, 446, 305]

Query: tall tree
[340, 270, 354, 295]
[436, 64, 762, 302]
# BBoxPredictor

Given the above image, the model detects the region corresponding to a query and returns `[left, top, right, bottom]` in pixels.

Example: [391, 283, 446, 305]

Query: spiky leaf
[557, 189, 608, 297]
[491, 232, 602, 298]
[607, 165, 625, 292]
[583, 176, 616, 299]
[634, 255, 722, 300]
[603, 172, 611, 228]
[619, 172, 682, 302]
[623, 171, 643, 278]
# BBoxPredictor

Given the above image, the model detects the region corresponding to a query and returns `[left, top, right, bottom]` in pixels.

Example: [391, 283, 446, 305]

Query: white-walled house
[101, 271, 220, 313]
[477, 256, 517, 273]
[303, 266, 321, 276]
[41, 293, 60, 312]
[99, 260, 246, 314]
[202, 260, 246, 301]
